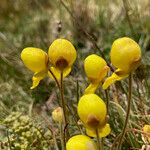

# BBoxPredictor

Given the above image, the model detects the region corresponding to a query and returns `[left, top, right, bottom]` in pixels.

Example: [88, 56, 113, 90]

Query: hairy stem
[105, 89, 109, 114]
[117, 74, 132, 150]
[96, 128, 103, 150]
[60, 71, 69, 141]
[60, 123, 65, 150]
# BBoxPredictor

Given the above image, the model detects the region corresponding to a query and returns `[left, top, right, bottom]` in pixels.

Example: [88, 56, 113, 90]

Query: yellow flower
[103, 37, 141, 89]
[66, 135, 97, 150]
[142, 125, 150, 144]
[52, 107, 63, 123]
[48, 39, 77, 71]
[77, 94, 109, 130]
[21, 47, 48, 89]
[84, 54, 109, 94]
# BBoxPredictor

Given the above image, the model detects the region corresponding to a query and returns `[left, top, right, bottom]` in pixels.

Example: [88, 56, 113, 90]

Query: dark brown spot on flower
[86, 114, 100, 128]
[56, 57, 68, 71]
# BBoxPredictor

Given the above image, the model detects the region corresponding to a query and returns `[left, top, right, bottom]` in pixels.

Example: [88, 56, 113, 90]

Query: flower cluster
[21, 39, 77, 89]
[20, 37, 141, 149]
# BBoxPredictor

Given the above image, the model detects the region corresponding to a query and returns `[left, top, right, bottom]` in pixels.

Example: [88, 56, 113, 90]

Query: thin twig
[66, 104, 83, 134]
[41, 115, 59, 150]
[111, 128, 150, 150]
[122, 0, 137, 38]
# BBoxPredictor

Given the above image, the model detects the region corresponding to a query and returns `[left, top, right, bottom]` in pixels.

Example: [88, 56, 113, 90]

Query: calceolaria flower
[77, 94, 111, 137]
[66, 135, 98, 150]
[84, 54, 109, 94]
[21, 39, 76, 89]
[21, 47, 48, 89]
[103, 37, 141, 89]
[48, 39, 77, 72]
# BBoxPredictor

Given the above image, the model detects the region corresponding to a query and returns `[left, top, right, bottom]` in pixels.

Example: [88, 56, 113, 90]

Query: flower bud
[52, 107, 63, 123]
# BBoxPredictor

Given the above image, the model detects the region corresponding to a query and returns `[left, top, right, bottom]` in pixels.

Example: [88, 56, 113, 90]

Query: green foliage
[1, 112, 51, 150]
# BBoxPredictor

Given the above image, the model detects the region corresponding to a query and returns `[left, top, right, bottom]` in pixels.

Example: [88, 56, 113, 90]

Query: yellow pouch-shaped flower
[66, 135, 98, 150]
[86, 123, 111, 138]
[110, 37, 141, 73]
[21, 47, 48, 89]
[78, 94, 107, 129]
[21, 47, 48, 72]
[103, 37, 141, 89]
[48, 39, 77, 71]
[84, 54, 109, 94]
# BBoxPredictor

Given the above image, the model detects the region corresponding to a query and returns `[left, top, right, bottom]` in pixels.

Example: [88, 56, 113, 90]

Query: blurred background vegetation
[0, 0, 150, 149]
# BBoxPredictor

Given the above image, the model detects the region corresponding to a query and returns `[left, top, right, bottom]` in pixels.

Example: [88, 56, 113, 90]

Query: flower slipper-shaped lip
[86, 123, 111, 138]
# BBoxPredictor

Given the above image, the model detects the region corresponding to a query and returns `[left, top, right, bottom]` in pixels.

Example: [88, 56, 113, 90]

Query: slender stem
[66, 104, 83, 134]
[60, 123, 65, 150]
[60, 71, 69, 141]
[96, 128, 103, 150]
[49, 69, 69, 143]
[105, 89, 109, 114]
[48, 69, 61, 90]
[117, 74, 132, 150]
